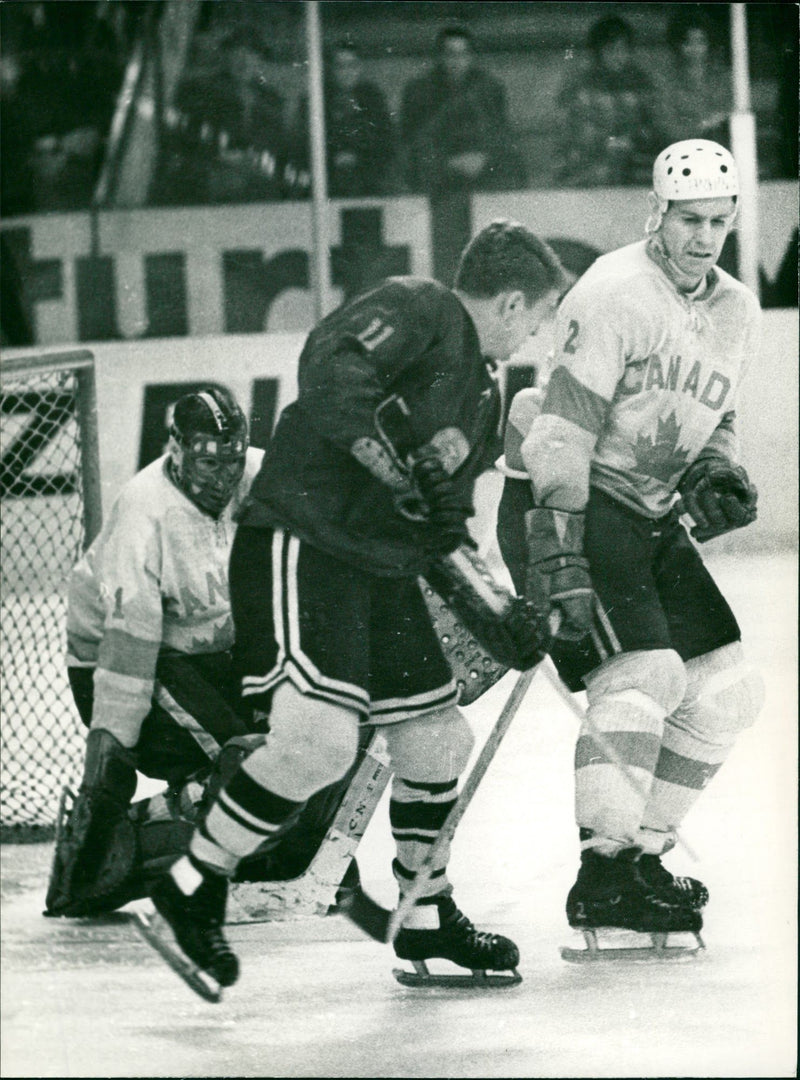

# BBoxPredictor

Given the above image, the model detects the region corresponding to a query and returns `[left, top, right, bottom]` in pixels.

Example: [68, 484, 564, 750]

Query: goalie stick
[228, 732, 392, 923]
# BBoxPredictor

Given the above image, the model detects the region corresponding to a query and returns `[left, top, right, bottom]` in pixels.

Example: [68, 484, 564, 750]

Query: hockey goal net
[1, 350, 102, 841]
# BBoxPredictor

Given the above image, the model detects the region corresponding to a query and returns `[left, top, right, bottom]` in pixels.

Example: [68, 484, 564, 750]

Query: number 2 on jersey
[564, 319, 580, 354]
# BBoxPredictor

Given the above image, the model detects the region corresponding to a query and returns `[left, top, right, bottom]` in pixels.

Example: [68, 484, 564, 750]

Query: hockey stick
[538, 658, 699, 862]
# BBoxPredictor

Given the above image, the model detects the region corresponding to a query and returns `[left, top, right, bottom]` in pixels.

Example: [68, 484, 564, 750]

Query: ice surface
[1, 553, 796, 1078]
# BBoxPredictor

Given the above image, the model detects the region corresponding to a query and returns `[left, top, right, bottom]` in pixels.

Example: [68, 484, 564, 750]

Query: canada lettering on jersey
[523, 240, 760, 518]
[617, 354, 731, 410]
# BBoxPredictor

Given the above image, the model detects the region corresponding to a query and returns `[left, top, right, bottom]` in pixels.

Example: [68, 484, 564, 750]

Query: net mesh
[1, 364, 92, 841]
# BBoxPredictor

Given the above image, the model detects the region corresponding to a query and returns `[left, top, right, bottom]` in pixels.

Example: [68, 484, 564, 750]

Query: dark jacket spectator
[555, 15, 661, 187]
[654, 11, 732, 146]
[400, 26, 526, 195]
[155, 30, 290, 205]
[2, 1, 124, 213]
[293, 41, 396, 198]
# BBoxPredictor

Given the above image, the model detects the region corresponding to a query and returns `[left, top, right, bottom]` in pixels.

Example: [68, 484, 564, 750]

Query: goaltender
[46, 387, 368, 918]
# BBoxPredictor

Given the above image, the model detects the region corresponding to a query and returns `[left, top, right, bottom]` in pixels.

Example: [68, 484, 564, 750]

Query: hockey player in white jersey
[497, 140, 763, 957]
[46, 387, 265, 917]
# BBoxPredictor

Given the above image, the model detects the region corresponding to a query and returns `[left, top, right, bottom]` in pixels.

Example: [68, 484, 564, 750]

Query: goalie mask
[168, 387, 248, 516]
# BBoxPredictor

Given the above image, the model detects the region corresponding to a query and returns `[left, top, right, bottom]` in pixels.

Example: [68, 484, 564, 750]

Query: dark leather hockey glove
[500, 594, 555, 670]
[524, 507, 594, 642]
[410, 450, 474, 554]
[677, 456, 758, 543]
[424, 543, 553, 672]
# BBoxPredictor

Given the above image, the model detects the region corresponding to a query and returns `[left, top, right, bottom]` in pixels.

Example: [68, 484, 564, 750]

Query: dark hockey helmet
[168, 387, 248, 516]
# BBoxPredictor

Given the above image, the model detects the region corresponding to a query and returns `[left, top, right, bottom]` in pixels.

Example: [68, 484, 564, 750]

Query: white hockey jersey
[66, 448, 263, 738]
[516, 238, 761, 517]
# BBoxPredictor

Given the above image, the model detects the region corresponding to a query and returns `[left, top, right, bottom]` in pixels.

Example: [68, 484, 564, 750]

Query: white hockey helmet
[652, 139, 739, 202]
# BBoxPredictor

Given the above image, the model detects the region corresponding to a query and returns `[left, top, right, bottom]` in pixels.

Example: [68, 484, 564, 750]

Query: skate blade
[130, 909, 222, 1002]
[561, 928, 706, 963]
[393, 960, 522, 988]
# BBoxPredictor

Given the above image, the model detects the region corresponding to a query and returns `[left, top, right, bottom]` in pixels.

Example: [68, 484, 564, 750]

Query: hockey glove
[423, 544, 553, 672]
[410, 450, 474, 554]
[677, 456, 758, 543]
[524, 508, 594, 641]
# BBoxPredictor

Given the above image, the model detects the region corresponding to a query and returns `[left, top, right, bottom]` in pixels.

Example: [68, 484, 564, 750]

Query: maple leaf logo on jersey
[631, 411, 691, 483]
[189, 614, 235, 653]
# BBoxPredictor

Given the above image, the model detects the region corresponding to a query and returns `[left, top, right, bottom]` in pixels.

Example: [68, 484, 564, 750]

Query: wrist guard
[525, 508, 594, 641]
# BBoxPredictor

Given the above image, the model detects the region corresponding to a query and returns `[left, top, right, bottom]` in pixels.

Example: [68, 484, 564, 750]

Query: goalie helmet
[168, 387, 248, 516]
[653, 140, 739, 202]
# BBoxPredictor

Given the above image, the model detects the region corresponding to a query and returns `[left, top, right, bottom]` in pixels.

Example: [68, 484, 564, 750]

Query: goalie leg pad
[45, 786, 138, 917]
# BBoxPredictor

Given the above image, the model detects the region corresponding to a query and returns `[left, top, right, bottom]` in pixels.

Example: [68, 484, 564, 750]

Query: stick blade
[334, 882, 392, 942]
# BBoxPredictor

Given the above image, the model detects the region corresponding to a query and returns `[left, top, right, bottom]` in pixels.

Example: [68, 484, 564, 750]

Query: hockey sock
[574, 651, 685, 849]
[390, 776, 457, 916]
[641, 644, 763, 835]
[574, 699, 664, 851]
[191, 763, 306, 876]
[639, 719, 728, 836]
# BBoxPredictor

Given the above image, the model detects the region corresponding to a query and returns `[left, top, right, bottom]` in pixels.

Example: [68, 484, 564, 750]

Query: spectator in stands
[400, 25, 526, 195]
[0, 49, 34, 216]
[654, 10, 732, 146]
[3, 1, 124, 212]
[155, 28, 291, 205]
[292, 39, 396, 198]
[554, 15, 660, 187]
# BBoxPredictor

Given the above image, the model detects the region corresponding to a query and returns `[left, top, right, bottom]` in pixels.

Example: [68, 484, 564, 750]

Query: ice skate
[561, 849, 705, 963]
[636, 853, 709, 910]
[392, 893, 521, 987]
[134, 857, 239, 1000]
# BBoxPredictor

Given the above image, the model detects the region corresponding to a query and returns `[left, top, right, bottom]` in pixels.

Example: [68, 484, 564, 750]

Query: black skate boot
[636, 853, 709, 910]
[393, 893, 521, 987]
[134, 857, 239, 1000]
[562, 849, 705, 963]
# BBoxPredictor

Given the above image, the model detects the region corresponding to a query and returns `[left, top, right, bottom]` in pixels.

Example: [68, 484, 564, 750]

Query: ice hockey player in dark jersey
[496, 141, 763, 959]
[145, 220, 569, 993]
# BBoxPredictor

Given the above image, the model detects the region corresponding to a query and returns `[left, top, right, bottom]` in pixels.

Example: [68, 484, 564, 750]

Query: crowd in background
[0, 1, 797, 214]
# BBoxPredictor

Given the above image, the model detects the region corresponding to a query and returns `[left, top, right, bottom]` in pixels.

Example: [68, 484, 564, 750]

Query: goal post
[1, 349, 103, 841]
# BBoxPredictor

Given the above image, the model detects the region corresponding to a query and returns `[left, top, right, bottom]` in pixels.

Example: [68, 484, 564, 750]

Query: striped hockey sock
[390, 776, 457, 921]
[190, 763, 306, 876]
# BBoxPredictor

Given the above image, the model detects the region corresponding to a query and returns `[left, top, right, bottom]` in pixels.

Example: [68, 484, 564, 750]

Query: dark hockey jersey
[239, 276, 502, 575]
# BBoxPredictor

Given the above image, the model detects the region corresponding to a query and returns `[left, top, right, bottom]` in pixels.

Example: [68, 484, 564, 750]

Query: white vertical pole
[304, 1, 333, 321]
[729, 3, 760, 297]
